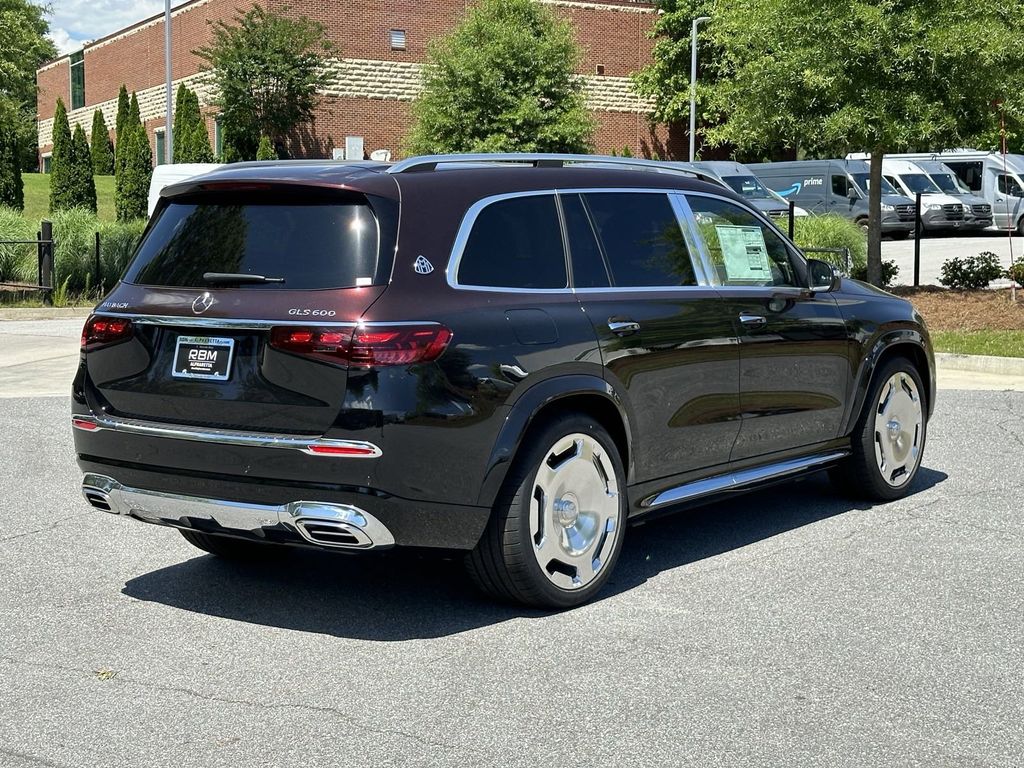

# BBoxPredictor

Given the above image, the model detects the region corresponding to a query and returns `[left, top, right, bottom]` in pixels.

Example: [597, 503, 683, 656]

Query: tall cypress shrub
[71, 123, 97, 213]
[116, 123, 152, 221]
[90, 109, 114, 175]
[0, 117, 24, 210]
[173, 86, 214, 162]
[113, 85, 130, 177]
[49, 98, 74, 212]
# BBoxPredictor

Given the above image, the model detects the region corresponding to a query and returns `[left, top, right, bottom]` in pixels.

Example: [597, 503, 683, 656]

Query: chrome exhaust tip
[286, 502, 396, 550]
[81, 474, 121, 514]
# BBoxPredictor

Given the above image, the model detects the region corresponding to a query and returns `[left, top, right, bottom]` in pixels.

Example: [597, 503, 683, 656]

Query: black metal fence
[0, 220, 55, 302]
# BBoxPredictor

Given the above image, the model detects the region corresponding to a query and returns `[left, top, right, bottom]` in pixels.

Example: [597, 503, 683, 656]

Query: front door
[992, 171, 1024, 231]
[562, 191, 742, 482]
[681, 193, 851, 462]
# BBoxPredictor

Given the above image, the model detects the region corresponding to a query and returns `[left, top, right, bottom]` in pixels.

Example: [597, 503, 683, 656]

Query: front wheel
[832, 357, 927, 501]
[466, 415, 627, 609]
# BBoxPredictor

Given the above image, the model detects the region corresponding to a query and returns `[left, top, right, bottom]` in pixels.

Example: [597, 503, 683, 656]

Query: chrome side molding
[640, 451, 849, 509]
[72, 414, 382, 458]
[81, 473, 395, 550]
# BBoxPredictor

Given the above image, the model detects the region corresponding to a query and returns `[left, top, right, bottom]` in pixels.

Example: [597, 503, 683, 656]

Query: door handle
[607, 320, 640, 336]
[739, 313, 767, 328]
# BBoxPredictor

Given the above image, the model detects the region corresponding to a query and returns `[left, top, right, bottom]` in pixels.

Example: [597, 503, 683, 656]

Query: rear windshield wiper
[202, 272, 286, 285]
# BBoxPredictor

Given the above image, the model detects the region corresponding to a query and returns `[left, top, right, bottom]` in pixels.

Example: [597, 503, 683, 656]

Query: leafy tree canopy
[196, 4, 331, 160]
[407, 0, 593, 155]
[639, 0, 1024, 283]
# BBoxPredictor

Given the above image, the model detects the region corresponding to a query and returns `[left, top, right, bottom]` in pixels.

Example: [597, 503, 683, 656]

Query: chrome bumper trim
[640, 450, 849, 509]
[72, 414, 382, 458]
[81, 473, 395, 550]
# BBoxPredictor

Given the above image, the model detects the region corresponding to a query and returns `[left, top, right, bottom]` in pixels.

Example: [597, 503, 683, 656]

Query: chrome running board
[640, 451, 849, 509]
[81, 474, 395, 550]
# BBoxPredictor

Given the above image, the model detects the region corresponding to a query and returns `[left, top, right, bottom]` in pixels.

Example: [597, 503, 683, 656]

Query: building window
[69, 51, 85, 110]
[389, 29, 406, 50]
[42, 154, 52, 173]
[595, 64, 605, 76]
[214, 116, 223, 157]
[155, 129, 166, 166]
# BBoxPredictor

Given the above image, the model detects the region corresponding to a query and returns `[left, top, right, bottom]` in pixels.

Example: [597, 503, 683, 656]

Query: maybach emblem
[414, 255, 434, 274]
[192, 292, 215, 314]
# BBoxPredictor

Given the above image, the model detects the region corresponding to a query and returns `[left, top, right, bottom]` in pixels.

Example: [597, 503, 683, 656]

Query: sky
[46, 0, 192, 55]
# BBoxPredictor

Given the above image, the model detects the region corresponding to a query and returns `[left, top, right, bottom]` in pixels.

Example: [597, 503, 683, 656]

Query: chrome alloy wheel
[873, 372, 923, 487]
[529, 433, 620, 591]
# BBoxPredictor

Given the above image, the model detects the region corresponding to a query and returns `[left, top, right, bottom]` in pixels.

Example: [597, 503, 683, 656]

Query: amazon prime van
[747, 159, 916, 239]
[884, 151, 1024, 234]
[691, 160, 808, 221]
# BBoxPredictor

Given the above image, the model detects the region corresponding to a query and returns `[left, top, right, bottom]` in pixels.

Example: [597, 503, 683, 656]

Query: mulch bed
[891, 287, 1024, 331]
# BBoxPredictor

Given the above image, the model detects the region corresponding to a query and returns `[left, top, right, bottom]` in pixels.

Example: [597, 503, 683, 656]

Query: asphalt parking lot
[882, 231, 1023, 287]
[1, 321, 1022, 766]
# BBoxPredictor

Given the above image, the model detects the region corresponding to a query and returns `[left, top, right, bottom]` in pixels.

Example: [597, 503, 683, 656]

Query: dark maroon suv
[73, 154, 934, 608]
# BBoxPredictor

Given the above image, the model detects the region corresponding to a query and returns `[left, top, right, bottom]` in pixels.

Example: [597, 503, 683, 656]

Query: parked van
[883, 151, 1024, 234]
[691, 160, 809, 220]
[910, 160, 992, 231]
[147, 163, 222, 216]
[747, 159, 916, 239]
[866, 158, 967, 233]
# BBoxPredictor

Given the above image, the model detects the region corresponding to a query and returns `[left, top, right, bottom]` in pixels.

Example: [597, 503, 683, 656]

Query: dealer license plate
[172, 336, 235, 381]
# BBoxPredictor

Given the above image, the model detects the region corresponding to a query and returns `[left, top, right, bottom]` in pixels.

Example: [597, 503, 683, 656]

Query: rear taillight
[270, 324, 452, 367]
[81, 315, 133, 350]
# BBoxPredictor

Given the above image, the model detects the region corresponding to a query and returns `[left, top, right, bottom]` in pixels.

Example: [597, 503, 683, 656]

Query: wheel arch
[843, 330, 935, 436]
[476, 375, 634, 508]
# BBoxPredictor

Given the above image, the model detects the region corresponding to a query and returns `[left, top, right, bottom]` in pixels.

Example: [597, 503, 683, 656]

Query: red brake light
[82, 315, 134, 350]
[270, 325, 452, 367]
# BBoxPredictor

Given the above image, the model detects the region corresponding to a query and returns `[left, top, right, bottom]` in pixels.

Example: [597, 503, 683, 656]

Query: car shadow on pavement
[122, 467, 947, 641]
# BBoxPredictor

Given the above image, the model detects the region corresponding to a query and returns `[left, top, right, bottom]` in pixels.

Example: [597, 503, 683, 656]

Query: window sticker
[715, 225, 772, 282]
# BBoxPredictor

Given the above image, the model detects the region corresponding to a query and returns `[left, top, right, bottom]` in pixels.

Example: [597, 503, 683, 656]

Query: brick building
[36, 0, 683, 169]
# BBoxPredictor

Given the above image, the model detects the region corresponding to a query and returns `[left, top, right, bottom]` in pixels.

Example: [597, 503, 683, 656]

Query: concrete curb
[936, 352, 1024, 377]
[0, 307, 92, 321]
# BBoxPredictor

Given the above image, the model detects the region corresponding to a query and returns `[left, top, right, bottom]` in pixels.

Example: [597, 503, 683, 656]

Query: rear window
[124, 196, 384, 289]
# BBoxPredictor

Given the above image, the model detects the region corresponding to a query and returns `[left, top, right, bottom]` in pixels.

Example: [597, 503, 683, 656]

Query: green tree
[196, 5, 331, 160]
[0, 102, 23, 209]
[113, 84, 129, 177]
[0, 0, 58, 171]
[115, 122, 152, 221]
[639, 0, 1024, 285]
[255, 135, 276, 160]
[173, 85, 214, 163]
[70, 122, 97, 213]
[407, 0, 593, 154]
[90, 109, 114, 175]
[48, 98, 73, 212]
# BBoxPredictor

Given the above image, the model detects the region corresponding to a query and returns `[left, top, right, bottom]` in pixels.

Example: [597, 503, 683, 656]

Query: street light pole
[689, 16, 711, 163]
[164, 0, 173, 164]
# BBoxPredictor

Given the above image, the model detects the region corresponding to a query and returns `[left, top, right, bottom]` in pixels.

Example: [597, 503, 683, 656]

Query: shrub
[851, 259, 900, 289]
[50, 207, 100, 293]
[0, 109, 24, 210]
[97, 218, 145, 287]
[115, 123, 151, 221]
[790, 214, 867, 274]
[939, 251, 1003, 290]
[1006, 260, 1024, 287]
[70, 123, 98, 213]
[173, 85, 215, 163]
[0, 206, 34, 282]
[48, 98, 73, 213]
[256, 135, 277, 160]
[114, 85, 130, 178]
[90, 109, 114, 175]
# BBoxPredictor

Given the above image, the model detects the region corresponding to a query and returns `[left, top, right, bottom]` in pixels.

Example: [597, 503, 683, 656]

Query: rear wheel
[466, 415, 627, 609]
[832, 357, 926, 501]
[178, 529, 280, 560]
[1017, 217, 1024, 237]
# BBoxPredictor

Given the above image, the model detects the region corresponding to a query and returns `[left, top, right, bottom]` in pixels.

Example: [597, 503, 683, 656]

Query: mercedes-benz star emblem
[192, 292, 214, 315]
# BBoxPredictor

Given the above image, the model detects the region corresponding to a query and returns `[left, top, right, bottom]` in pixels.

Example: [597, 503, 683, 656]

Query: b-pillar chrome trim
[81, 474, 396, 550]
[72, 414, 382, 458]
[640, 451, 850, 509]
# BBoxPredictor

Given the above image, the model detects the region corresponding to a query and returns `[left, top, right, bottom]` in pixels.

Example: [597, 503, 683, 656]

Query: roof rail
[385, 153, 714, 182]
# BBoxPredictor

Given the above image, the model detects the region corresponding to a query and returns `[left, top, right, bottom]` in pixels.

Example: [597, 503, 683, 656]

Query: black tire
[1017, 217, 1024, 237]
[466, 415, 627, 609]
[888, 231, 909, 241]
[831, 356, 927, 501]
[178, 528, 280, 560]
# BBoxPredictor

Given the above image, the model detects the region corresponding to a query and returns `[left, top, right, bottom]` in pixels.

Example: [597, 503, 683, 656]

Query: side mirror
[807, 258, 838, 292]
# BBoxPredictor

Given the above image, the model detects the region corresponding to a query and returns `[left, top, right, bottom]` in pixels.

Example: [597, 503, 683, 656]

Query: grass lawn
[930, 330, 1024, 358]
[22, 173, 116, 224]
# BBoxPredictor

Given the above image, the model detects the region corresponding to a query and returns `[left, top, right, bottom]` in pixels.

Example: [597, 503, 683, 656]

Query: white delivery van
[147, 163, 222, 217]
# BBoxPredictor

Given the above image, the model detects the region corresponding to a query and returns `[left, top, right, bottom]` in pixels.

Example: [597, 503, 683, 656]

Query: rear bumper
[76, 458, 491, 550]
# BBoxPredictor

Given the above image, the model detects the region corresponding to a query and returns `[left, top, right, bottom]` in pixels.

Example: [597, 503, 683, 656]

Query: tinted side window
[457, 195, 567, 289]
[946, 161, 982, 192]
[831, 175, 848, 196]
[997, 174, 1024, 197]
[582, 193, 696, 287]
[685, 195, 799, 287]
[560, 194, 610, 288]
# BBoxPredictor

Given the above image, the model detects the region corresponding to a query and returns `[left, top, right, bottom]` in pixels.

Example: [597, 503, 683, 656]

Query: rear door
[680, 192, 850, 461]
[565, 190, 741, 482]
[86, 189, 395, 434]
